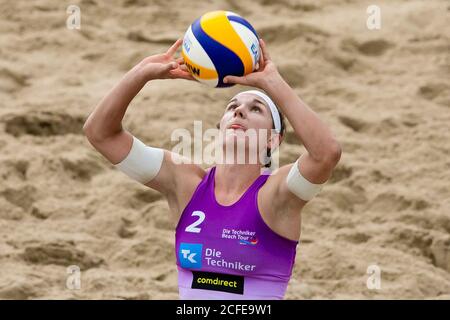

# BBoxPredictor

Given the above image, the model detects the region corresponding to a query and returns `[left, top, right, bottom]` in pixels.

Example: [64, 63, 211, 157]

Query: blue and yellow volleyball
[182, 11, 260, 88]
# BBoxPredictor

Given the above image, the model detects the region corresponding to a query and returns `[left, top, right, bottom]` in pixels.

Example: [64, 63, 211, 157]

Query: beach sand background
[0, 0, 449, 299]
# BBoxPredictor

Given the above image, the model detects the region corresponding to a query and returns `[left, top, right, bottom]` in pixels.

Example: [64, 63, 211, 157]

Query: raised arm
[224, 39, 341, 209]
[83, 39, 202, 198]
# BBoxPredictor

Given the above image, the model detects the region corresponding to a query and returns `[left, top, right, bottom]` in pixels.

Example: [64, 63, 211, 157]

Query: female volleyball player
[83, 38, 341, 299]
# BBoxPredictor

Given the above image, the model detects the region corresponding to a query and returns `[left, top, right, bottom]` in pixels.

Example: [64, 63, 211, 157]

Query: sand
[0, 0, 449, 299]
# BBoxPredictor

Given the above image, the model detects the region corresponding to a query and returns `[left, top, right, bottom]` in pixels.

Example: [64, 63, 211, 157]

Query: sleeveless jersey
[175, 167, 298, 299]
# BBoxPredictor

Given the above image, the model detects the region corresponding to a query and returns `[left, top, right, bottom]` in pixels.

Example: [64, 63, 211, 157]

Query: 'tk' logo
[179, 243, 203, 269]
[181, 249, 197, 263]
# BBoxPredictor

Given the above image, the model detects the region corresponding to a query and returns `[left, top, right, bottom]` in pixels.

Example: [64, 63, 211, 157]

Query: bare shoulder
[260, 163, 307, 214]
[258, 164, 306, 241]
[145, 150, 205, 193]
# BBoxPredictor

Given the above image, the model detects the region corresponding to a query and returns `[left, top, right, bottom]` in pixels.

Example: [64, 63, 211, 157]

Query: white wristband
[286, 159, 325, 201]
[114, 136, 164, 184]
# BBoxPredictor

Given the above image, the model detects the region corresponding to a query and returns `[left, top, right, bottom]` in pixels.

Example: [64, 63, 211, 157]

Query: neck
[214, 163, 263, 195]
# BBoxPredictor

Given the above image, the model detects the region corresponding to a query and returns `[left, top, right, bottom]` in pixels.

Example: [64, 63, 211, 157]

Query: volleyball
[181, 11, 261, 88]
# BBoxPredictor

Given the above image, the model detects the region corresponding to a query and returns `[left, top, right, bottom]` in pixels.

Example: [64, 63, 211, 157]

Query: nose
[233, 104, 246, 119]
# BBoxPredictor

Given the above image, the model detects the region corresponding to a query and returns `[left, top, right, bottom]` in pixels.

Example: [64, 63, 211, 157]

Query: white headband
[235, 90, 282, 134]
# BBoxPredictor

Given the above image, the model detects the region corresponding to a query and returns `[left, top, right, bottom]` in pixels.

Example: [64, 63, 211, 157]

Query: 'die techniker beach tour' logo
[222, 228, 258, 246]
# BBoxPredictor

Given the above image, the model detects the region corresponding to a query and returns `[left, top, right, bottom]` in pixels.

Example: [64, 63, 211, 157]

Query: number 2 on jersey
[185, 210, 205, 233]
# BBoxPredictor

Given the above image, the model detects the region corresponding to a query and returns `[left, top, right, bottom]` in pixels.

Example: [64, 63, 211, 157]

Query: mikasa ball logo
[250, 43, 259, 64]
[183, 36, 192, 53]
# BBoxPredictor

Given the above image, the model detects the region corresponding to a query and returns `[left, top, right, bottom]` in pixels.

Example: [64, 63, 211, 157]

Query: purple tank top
[175, 166, 298, 300]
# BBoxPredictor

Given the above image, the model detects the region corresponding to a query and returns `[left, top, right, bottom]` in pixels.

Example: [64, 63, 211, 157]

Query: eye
[227, 104, 237, 110]
[251, 105, 261, 112]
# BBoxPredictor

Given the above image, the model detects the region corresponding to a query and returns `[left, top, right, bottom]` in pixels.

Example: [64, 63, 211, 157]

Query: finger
[181, 73, 197, 81]
[258, 47, 265, 70]
[176, 56, 185, 65]
[169, 67, 187, 76]
[169, 64, 191, 78]
[160, 61, 178, 75]
[257, 41, 265, 70]
[169, 69, 196, 81]
[223, 75, 248, 85]
[166, 38, 183, 56]
[170, 64, 190, 76]
[259, 39, 271, 61]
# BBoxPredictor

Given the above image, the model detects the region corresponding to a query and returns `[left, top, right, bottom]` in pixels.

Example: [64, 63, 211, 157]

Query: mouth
[228, 124, 247, 131]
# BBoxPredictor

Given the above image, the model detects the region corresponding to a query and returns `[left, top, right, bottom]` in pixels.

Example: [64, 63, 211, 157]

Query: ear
[268, 132, 282, 151]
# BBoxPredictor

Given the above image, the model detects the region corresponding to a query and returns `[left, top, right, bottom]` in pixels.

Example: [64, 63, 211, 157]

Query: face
[218, 93, 281, 165]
